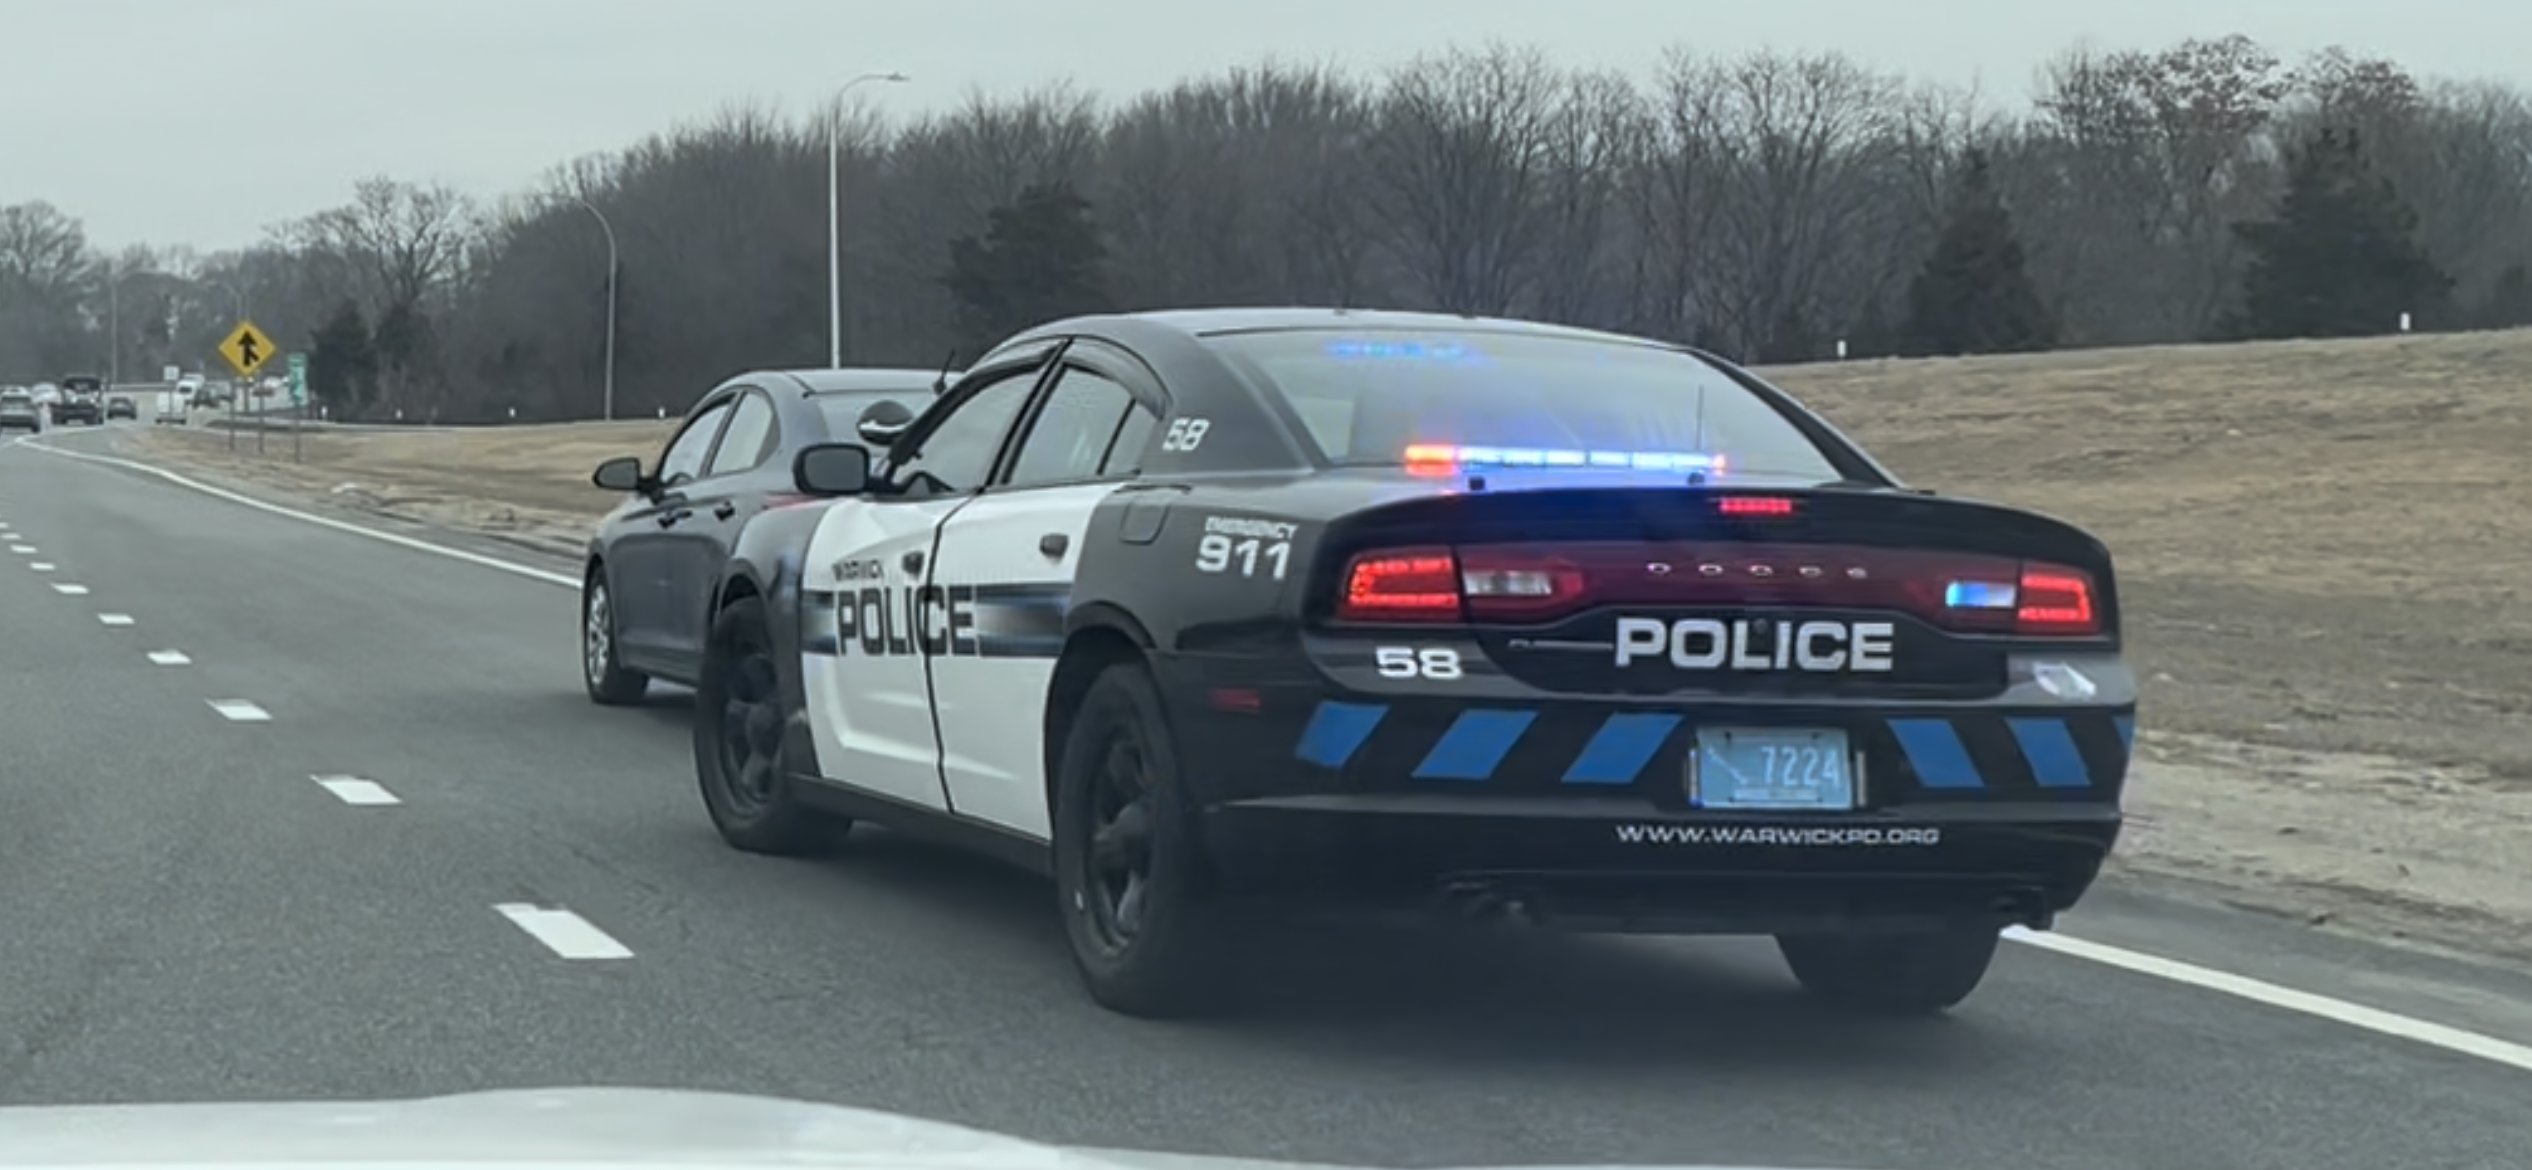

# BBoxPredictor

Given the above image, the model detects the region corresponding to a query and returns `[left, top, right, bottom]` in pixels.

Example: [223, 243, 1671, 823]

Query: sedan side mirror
[793, 442, 871, 496]
[592, 455, 645, 493]
[856, 399, 916, 447]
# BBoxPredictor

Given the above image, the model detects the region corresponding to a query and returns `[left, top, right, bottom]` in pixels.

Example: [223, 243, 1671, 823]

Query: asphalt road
[4, 427, 2530, 1170]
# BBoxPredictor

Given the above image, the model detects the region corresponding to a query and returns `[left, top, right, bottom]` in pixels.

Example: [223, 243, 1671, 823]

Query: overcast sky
[12, 0, 2529, 253]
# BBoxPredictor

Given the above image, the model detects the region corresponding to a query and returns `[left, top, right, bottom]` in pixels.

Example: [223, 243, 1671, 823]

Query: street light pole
[828, 70, 909, 368]
[567, 196, 620, 422]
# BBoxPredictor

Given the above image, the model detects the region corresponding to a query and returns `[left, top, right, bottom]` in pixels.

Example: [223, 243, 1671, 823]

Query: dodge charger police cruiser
[687, 309, 2136, 1019]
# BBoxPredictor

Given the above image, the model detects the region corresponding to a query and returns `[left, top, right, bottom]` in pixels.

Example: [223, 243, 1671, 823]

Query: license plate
[1690, 728, 1858, 811]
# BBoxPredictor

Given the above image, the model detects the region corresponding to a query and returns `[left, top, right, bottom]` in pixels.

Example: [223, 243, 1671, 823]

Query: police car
[693, 309, 2135, 1019]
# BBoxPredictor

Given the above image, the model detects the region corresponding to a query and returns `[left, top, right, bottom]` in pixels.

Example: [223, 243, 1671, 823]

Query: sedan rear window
[1203, 329, 1846, 482]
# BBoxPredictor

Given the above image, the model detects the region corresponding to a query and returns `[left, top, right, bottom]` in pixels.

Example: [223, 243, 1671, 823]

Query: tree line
[2, 34, 2527, 422]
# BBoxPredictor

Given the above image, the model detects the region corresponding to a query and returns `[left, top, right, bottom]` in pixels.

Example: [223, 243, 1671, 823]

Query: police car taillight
[1338, 547, 1588, 622]
[1338, 547, 1464, 621]
[2014, 564, 2099, 635]
[1946, 562, 2101, 635]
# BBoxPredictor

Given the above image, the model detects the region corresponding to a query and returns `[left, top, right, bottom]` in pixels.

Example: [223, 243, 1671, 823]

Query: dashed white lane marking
[97, 613, 134, 626]
[51, 582, 87, 595]
[206, 699, 271, 722]
[36, 438, 2532, 1074]
[6, 545, 28, 554]
[27, 561, 51, 571]
[147, 649, 191, 665]
[2008, 928, 2532, 1072]
[494, 904, 633, 960]
[313, 775, 400, 806]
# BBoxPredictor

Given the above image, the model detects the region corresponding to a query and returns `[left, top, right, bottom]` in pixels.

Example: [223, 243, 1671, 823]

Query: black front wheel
[693, 596, 846, 855]
[1777, 927, 2002, 1015]
[580, 570, 649, 705]
[1052, 661, 1223, 1018]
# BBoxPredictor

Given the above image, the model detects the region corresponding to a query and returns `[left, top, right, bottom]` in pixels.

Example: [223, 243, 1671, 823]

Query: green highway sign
[286, 352, 308, 406]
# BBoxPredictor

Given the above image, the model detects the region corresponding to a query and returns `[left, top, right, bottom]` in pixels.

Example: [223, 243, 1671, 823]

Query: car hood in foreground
[0, 1087, 1858, 1170]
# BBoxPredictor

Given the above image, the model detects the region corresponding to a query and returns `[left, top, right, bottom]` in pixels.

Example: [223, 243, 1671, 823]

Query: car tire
[580, 570, 649, 705]
[1052, 661, 1223, 1018]
[693, 595, 846, 855]
[1776, 927, 2001, 1015]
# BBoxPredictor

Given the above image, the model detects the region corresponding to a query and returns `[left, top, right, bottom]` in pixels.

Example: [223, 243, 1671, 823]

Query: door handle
[1038, 533, 1069, 558]
[712, 501, 737, 520]
[901, 550, 925, 573]
[657, 508, 691, 527]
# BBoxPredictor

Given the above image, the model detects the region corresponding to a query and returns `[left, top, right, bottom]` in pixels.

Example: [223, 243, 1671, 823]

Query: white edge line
[2007, 927, 2532, 1072]
[494, 903, 634, 960]
[32, 436, 2532, 1072]
[313, 775, 402, 806]
[31, 440, 579, 587]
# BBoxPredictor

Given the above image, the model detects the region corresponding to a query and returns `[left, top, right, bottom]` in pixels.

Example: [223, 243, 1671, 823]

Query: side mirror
[591, 455, 645, 493]
[855, 399, 916, 447]
[793, 442, 871, 496]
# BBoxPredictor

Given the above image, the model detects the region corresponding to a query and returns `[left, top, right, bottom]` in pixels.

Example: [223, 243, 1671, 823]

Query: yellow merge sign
[218, 320, 278, 378]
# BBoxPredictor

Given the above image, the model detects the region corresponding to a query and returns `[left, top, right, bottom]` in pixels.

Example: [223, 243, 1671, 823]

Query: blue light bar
[1404, 443, 1721, 473]
[1945, 581, 2018, 610]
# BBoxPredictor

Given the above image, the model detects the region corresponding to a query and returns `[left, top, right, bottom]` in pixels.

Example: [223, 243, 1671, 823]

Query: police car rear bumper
[1194, 796, 2115, 934]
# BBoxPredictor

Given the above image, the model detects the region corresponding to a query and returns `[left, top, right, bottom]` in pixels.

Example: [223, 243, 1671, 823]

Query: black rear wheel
[1052, 661, 1223, 1018]
[694, 596, 846, 855]
[1777, 927, 2001, 1015]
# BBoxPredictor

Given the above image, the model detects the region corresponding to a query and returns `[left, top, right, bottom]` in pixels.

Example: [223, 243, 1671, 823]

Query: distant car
[106, 395, 136, 420]
[55, 375, 104, 425]
[0, 389, 41, 433]
[578, 367, 947, 703]
[154, 391, 189, 424]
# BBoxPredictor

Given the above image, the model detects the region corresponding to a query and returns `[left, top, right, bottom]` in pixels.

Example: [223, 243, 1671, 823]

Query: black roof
[1012, 307, 1660, 348]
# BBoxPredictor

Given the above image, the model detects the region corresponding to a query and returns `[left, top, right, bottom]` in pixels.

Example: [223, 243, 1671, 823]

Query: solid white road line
[33, 439, 2532, 1072]
[206, 699, 271, 722]
[51, 582, 87, 595]
[147, 649, 191, 665]
[313, 775, 401, 806]
[493, 904, 634, 960]
[97, 613, 134, 626]
[2007, 928, 2532, 1073]
[34, 440, 578, 588]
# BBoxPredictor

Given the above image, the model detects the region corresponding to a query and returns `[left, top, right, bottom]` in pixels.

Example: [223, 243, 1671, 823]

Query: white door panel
[798, 498, 964, 811]
[924, 484, 1119, 840]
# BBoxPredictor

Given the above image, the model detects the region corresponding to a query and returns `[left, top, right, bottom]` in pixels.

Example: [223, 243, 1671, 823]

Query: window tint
[889, 374, 1034, 496]
[657, 400, 732, 487]
[1005, 368, 1136, 487]
[705, 391, 779, 477]
[1204, 330, 1846, 482]
[1101, 404, 1159, 475]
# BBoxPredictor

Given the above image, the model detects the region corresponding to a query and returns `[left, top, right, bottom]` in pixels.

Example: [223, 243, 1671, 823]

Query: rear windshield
[1203, 329, 1847, 481]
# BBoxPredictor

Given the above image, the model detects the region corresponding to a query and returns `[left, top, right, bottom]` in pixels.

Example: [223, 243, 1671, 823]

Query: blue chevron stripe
[1294, 701, 1387, 768]
[1562, 713, 1682, 785]
[1888, 718, 1986, 789]
[2008, 717, 2093, 788]
[1413, 709, 1538, 781]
